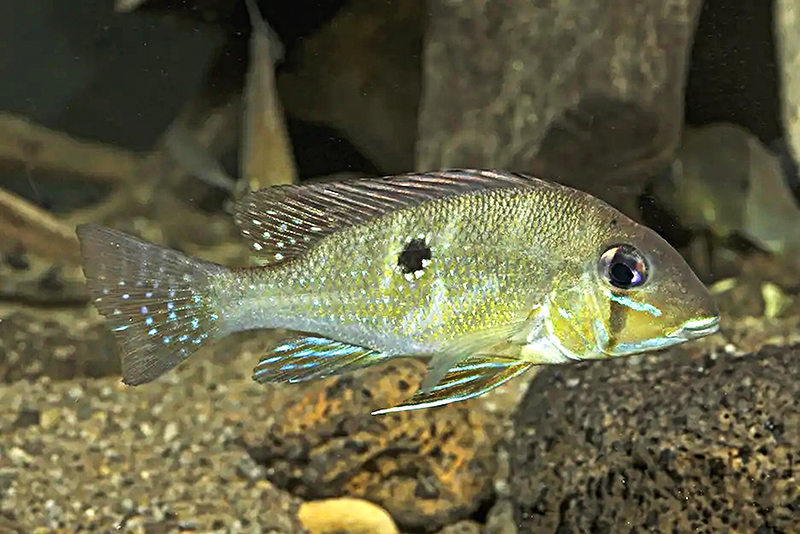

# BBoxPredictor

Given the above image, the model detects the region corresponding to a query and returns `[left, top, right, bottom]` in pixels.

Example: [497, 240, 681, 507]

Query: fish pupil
[398, 237, 432, 275]
[610, 262, 634, 287]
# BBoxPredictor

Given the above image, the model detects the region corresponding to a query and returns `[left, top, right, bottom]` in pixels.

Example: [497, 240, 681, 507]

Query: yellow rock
[298, 498, 399, 534]
[761, 282, 792, 319]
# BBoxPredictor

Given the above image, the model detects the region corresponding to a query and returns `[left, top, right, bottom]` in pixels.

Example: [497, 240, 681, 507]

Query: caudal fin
[77, 224, 227, 385]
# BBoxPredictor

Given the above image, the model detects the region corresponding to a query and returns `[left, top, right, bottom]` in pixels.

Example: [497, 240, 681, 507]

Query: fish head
[545, 214, 720, 361]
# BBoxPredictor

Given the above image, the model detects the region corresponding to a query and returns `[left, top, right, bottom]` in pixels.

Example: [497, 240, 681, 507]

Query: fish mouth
[671, 315, 721, 339]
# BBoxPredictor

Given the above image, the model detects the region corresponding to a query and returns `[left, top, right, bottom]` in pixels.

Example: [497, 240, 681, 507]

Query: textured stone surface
[509, 344, 800, 534]
[416, 0, 701, 209]
[435, 520, 483, 534]
[242, 359, 501, 532]
[0, 309, 119, 383]
[0, 253, 88, 305]
[777, 0, 800, 178]
[277, 0, 424, 174]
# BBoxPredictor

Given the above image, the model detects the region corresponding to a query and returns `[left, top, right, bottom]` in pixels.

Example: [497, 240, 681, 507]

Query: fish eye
[598, 244, 648, 290]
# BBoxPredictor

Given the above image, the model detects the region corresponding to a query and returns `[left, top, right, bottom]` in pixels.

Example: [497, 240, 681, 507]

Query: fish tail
[77, 224, 227, 386]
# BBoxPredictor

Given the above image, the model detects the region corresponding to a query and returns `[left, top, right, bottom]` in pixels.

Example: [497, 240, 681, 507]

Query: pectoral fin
[419, 321, 532, 393]
[372, 355, 534, 415]
[253, 336, 390, 384]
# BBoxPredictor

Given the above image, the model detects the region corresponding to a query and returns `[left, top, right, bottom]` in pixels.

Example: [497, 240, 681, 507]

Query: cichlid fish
[77, 170, 720, 414]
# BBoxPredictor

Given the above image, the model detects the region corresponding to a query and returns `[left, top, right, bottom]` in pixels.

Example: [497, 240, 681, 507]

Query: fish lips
[669, 314, 721, 340]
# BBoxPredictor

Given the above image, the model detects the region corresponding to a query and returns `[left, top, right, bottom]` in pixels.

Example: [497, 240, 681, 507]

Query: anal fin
[253, 336, 390, 384]
[372, 355, 534, 415]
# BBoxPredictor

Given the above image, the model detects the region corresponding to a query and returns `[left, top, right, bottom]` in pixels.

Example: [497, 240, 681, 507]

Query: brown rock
[277, 0, 425, 174]
[776, 0, 800, 184]
[0, 309, 119, 383]
[241, 359, 501, 532]
[435, 520, 483, 534]
[510, 344, 800, 533]
[416, 0, 702, 212]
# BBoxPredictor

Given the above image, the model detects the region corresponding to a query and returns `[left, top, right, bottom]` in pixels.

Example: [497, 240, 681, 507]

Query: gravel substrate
[0, 331, 305, 534]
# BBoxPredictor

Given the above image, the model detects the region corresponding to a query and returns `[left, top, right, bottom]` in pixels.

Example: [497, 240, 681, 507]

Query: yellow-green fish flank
[77, 169, 720, 414]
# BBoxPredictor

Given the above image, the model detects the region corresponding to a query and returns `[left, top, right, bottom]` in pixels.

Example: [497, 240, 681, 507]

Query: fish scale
[220, 187, 556, 352]
[77, 169, 720, 414]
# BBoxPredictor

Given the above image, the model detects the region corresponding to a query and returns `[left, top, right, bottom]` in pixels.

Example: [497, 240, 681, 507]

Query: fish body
[78, 170, 720, 414]
[652, 123, 800, 264]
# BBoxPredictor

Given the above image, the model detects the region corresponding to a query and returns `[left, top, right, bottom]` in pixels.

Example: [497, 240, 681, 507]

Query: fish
[163, 0, 293, 198]
[76, 169, 720, 415]
[650, 123, 800, 269]
[240, 0, 296, 191]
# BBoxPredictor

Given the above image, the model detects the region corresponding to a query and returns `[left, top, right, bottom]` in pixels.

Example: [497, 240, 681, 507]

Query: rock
[299, 498, 398, 534]
[416, 0, 702, 211]
[770, 138, 800, 201]
[509, 344, 800, 533]
[435, 520, 483, 534]
[277, 0, 425, 174]
[484, 500, 516, 534]
[776, 0, 800, 187]
[241, 359, 501, 532]
[0, 515, 25, 534]
[0, 253, 88, 305]
[0, 309, 120, 383]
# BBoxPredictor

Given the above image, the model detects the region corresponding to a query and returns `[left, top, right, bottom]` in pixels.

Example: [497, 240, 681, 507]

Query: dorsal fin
[233, 169, 543, 265]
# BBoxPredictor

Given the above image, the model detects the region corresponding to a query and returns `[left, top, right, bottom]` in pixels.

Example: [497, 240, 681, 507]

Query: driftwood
[0, 112, 140, 185]
[0, 187, 82, 265]
[1, 0, 299, 304]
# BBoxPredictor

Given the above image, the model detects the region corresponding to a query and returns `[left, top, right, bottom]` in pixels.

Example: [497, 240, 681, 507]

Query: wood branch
[0, 263, 89, 306]
[0, 188, 81, 265]
[0, 112, 141, 185]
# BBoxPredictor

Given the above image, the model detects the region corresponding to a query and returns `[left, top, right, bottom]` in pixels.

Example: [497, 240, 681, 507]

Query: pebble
[299, 498, 399, 534]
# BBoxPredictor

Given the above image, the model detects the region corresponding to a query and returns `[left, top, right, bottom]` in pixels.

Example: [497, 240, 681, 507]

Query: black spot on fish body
[398, 237, 432, 276]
